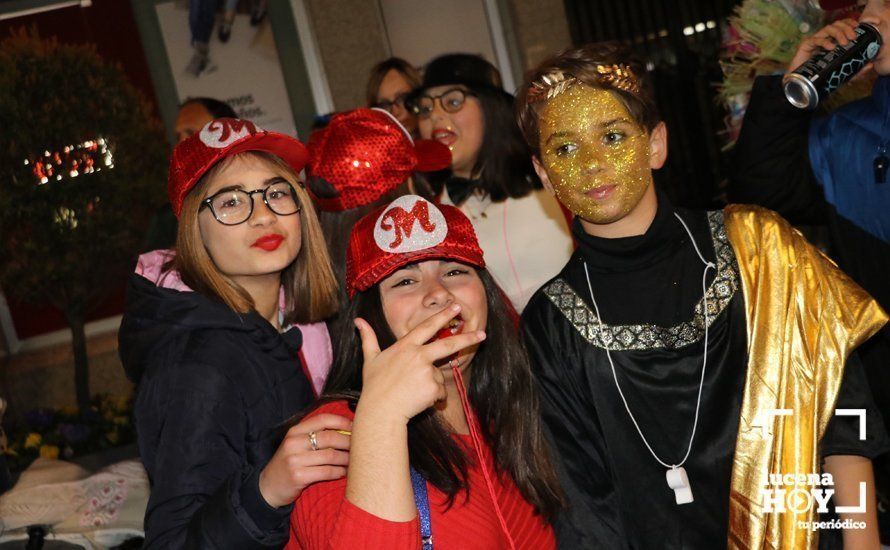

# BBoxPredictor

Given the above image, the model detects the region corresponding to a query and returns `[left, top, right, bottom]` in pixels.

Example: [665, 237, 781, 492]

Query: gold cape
[724, 205, 888, 549]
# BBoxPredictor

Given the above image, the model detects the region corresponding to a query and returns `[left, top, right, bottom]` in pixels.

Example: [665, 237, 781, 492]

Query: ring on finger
[308, 430, 319, 451]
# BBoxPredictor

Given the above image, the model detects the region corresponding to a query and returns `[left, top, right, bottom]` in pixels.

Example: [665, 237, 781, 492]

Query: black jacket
[119, 274, 314, 549]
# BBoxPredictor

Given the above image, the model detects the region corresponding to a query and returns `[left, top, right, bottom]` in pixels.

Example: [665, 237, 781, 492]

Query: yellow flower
[106, 431, 119, 445]
[112, 415, 129, 426]
[24, 433, 42, 449]
[39, 445, 60, 459]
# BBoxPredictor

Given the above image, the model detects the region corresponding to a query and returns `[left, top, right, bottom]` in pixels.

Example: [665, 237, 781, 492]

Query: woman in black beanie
[408, 54, 573, 313]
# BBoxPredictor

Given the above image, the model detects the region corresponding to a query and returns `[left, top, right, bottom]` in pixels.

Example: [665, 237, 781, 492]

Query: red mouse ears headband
[345, 195, 485, 296]
[305, 108, 451, 212]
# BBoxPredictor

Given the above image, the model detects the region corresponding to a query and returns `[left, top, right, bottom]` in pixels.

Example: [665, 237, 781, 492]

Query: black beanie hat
[419, 53, 503, 92]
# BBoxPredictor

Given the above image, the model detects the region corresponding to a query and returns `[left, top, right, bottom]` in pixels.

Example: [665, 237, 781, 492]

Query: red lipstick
[251, 234, 284, 251]
[432, 128, 457, 147]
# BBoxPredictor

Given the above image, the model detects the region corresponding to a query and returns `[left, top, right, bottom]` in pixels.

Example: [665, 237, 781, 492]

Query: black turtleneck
[521, 190, 888, 549]
[569, 189, 716, 327]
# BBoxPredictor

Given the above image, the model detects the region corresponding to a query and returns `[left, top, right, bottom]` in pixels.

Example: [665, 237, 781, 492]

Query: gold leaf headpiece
[525, 63, 640, 104]
[595, 63, 640, 94]
[525, 70, 579, 104]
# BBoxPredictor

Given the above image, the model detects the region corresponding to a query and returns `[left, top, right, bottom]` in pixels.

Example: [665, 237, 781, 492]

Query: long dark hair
[321, 267, 562, 520]
[471, 87, 541, 201]
[427, 86, 541, 202]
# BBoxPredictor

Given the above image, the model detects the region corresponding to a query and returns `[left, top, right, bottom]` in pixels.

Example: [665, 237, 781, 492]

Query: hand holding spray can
[783, 23, 882, 110]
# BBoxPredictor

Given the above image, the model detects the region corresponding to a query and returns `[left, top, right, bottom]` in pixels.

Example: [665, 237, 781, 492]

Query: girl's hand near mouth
[355, 303, 485, 424]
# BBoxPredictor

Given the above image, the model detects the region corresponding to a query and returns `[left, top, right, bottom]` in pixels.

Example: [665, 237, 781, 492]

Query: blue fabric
[808, 76, 890, 244]
[410, 467, 433, 550]
[189, 0, 219, 44]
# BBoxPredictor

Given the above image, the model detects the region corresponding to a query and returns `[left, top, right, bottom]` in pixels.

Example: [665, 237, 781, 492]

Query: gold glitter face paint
[537, 85, 653, 224]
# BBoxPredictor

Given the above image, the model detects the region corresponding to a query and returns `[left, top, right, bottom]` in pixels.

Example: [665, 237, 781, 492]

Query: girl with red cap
[305, 107, 451, 287]
[119, 119, 350, 548]
[286, 195, 561, 549]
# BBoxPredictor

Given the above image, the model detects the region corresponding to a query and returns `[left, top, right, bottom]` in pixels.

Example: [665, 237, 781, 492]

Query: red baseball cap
[306, 108, 451, 212]
[167, 118, 309, 217]
[345, 195, 485, 297]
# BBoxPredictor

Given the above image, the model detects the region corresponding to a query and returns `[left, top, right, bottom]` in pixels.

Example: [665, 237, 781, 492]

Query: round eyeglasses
[200, 181, 301, 225]
[409, 88, 477, 119]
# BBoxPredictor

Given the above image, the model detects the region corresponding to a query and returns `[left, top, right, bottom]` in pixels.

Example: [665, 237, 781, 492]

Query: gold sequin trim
[543, 211, 739, 351]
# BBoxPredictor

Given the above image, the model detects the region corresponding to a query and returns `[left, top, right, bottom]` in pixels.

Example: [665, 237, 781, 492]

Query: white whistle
[666, 466, 694, 505]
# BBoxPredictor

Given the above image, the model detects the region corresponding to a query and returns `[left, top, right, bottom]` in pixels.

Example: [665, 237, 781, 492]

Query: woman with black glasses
[408, 54, 573, 312]
[119, 119, 349, 548]
[366, 57, 422, 136]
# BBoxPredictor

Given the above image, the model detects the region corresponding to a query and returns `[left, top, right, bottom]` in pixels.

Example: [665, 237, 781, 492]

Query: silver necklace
[582, 212, 715, 505]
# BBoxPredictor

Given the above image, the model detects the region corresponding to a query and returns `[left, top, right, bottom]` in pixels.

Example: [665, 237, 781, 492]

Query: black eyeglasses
[374, 92, 409, 114]
[200, 181, 301, 225]
[409, 88, 477, 119]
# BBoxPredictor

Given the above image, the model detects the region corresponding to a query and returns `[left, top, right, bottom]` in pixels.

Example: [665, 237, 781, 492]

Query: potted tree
[0, 28, 167, 412]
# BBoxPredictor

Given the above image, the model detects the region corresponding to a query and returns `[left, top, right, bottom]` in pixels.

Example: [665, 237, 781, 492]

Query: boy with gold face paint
[535, 83, 666, 234]
[517, 42, 889, 549]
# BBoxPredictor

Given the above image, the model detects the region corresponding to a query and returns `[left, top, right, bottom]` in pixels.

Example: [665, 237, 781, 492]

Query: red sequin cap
[167, 118, 309, 217]
[306, 108, 451, 212]
[345, 195, 485, 296]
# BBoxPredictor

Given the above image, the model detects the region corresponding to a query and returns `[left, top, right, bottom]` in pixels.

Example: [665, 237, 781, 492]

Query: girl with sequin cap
[285, 195, 561, 549]
[516, 42, 889, 549]
[407, 53, 574, 312]
[306, 108, 451, 359]
[305, 107, 451, 287]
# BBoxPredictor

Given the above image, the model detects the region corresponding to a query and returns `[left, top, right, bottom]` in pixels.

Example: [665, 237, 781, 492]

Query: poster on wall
[155, 0, 298, 136]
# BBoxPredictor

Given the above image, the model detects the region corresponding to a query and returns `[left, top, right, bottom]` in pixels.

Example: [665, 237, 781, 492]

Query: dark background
[1, 0, 744, 337]
[0, 0, 156, 338]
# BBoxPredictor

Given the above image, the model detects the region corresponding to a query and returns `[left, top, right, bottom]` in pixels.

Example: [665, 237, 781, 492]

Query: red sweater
[287, 400, 556, 550]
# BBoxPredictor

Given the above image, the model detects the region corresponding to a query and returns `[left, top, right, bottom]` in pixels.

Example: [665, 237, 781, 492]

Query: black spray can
[783, 23, 882, 110]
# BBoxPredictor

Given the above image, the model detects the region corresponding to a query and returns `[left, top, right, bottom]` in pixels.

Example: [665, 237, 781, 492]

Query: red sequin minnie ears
[306, 108, 451, 212]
